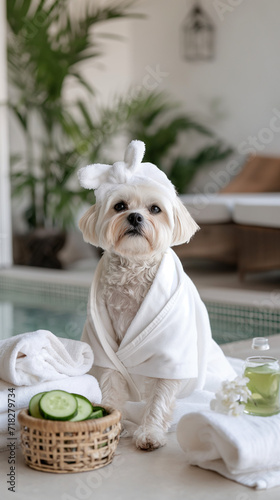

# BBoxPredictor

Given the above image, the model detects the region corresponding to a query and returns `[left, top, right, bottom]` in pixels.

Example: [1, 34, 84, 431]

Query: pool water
[0, 289, 87, 341]
[206, 301, 280, 345]
[1, 288, 279, 345]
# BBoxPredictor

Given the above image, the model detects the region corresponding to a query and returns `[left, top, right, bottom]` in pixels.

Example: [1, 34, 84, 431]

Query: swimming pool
[0, 288, 87, 341]
[0, 276, 280, 344]
[207, 300, 280, 344]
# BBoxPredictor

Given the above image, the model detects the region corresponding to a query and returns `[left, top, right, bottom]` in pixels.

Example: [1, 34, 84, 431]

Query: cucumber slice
[39, 390, 78, 421]
[88, 409, 104, 419]
[69, 394, 93, 422]
[29, 392, 46, 419]
[91, 405, 108, 417]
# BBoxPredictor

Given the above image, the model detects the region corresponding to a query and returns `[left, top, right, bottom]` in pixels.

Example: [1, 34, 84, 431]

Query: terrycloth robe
[82, 249, 236, 428]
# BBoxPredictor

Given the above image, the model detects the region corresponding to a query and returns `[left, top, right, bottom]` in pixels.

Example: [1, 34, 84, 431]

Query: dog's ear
[172, 198, 199, 246]
[79, 204, 99, 247]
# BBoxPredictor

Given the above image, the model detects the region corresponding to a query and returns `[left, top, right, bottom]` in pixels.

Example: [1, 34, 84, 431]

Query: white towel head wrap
[77, 140, 177, 202]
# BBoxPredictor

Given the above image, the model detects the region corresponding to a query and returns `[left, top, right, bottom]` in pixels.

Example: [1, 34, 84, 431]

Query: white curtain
[0, 0, 12, 267]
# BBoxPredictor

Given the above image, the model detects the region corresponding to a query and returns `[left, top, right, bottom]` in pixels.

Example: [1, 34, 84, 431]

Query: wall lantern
[182, 1, 215, 61]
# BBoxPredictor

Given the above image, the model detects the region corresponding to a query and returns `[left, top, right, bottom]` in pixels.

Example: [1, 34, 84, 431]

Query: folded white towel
[0, 373, 102, 451]
[177, 409, 280, 490]
[0, 330, 94, 386]
[113, 357, 240, 437]
[120, 389, 214, 437]
[0, 373, 101, 415]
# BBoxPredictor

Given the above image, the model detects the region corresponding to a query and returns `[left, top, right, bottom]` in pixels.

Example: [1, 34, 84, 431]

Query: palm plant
[78, 90, 233, 194]
[7, 0, 140, 229]
[7, 0, 232, 235]
[122, 91, 233, 193]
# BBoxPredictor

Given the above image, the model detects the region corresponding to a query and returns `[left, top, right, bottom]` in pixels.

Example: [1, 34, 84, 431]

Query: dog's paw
[133, 426, 167, 451]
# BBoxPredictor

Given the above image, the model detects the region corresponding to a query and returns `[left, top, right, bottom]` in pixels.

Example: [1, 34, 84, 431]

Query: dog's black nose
[127, 212, 144, 227]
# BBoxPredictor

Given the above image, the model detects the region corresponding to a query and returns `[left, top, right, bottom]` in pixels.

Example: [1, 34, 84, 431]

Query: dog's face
[79, 184, 199, 258]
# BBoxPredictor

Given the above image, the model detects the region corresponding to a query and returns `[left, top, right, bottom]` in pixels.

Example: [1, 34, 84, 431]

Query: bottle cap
[251, 337, 270, 350]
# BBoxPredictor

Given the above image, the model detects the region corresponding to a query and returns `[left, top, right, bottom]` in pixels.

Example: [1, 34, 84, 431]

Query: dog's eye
[150, 205, 161, 214]
[114, 201, 127, 212]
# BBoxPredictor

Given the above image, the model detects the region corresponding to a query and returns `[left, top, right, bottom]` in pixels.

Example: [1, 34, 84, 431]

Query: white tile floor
[2, 431, 278, 500]
[0, 432, 253, 500]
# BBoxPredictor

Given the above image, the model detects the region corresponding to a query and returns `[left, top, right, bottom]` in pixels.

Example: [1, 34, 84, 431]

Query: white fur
[79, 184, 199, 451]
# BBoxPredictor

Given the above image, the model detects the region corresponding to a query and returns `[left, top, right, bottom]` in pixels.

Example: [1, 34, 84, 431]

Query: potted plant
[7, 0, 139, 267]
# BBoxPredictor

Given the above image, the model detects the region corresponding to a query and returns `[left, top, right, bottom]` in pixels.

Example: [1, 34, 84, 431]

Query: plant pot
[13, 229, 67, 269]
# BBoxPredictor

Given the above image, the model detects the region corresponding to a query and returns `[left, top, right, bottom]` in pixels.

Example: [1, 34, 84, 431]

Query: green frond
[6, 1, 232, 231]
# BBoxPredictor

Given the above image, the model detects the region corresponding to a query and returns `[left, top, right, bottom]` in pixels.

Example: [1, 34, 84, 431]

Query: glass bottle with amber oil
[244, 338, 280, 416]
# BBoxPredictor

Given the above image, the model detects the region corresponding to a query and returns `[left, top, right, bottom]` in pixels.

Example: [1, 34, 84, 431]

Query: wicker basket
[18, 406, 121, 473]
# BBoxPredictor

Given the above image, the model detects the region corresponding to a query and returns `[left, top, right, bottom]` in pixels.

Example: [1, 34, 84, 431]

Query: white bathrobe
[82, 248, 236, 428]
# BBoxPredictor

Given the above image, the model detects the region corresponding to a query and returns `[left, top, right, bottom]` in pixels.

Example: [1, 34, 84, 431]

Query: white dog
[78, 140, 235, 450]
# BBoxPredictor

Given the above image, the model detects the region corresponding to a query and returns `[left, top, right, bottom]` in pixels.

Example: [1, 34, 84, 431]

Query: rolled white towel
[177, 409, 280, 490]
[0, 330, 94, 386]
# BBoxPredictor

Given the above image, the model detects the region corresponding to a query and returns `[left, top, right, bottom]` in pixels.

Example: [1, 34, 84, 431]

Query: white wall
[74, 0, 280, 191]
[129, 0, 280, 152]
[9, 0, 280, 158]
[65, 0, 133, 104]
